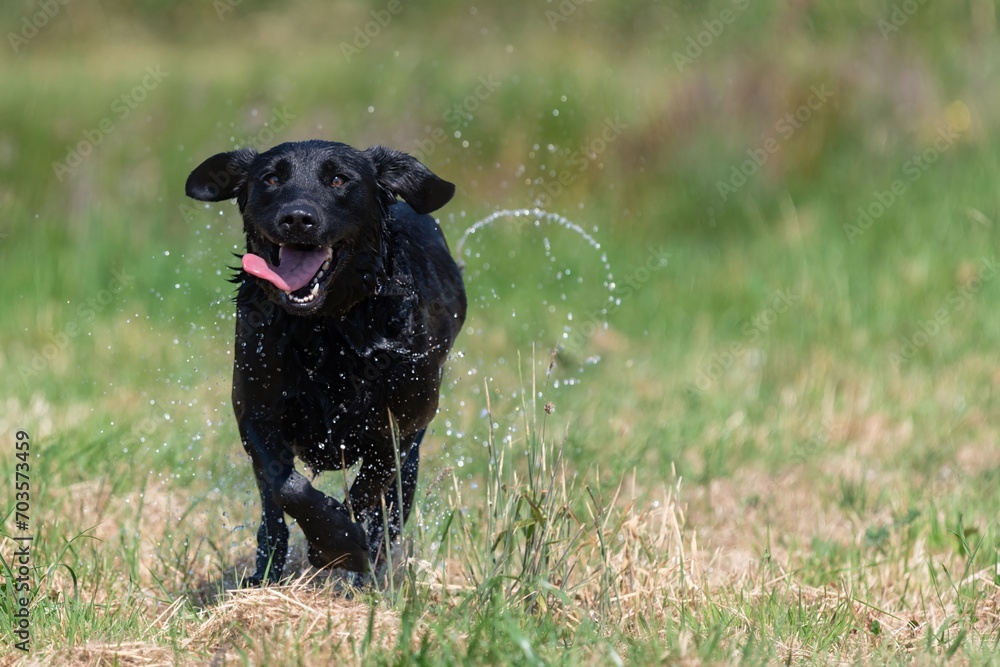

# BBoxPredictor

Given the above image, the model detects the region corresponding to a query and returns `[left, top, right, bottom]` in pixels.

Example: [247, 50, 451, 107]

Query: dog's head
[185, 140, 454, 315]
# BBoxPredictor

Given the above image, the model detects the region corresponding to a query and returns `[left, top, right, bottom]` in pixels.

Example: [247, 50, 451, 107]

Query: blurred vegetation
[3, 0, 1000, 537]
[3, 0, 1000, 663]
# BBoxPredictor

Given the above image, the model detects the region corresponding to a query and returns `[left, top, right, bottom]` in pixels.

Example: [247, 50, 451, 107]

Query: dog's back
[386, 201, 467, 346]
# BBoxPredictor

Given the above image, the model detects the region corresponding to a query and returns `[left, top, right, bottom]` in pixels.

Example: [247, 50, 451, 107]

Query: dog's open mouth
[242, 244, 339, 306]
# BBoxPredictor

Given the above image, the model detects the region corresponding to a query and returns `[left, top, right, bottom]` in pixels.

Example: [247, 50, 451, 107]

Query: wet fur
[185, 140, 465, 583]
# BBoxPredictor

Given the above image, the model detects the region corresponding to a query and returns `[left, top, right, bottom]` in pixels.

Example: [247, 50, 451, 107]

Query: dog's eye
[263, 174, 281, 186]
[330, 175, 346, 187]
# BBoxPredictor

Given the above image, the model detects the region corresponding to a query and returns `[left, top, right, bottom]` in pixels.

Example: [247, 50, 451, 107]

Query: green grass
[3, 0, 1000, 664]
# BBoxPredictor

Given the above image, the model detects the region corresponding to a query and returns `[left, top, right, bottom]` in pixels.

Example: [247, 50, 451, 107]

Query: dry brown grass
[2, 467, 700, 665]
[4, 454, 1000, 665]
[6, 373, 1000, 666]
[3, 583, 400, 666]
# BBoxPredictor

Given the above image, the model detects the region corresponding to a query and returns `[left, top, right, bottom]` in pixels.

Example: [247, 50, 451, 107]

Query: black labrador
[185, 140, 466, 584]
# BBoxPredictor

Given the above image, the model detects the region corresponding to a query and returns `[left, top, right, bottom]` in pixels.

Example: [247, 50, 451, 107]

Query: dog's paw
[307, 544, 325, 570]
[300, 499, 371, 573]
[242, 574, 264, 588]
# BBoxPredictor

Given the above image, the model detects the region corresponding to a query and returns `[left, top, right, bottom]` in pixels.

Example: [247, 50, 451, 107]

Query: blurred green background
[4, 0, 1000, 496]
[4, 0, 1000, 661]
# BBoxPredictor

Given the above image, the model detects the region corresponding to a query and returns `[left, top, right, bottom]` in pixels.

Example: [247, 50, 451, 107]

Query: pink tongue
[242, 246, 329, 292]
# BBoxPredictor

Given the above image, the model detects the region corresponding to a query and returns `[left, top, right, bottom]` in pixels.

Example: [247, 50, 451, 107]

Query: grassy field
[3, 0, 1000, 663]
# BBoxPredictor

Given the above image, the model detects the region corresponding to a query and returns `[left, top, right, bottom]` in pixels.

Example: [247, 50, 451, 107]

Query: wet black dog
[185, 140, 465, 584]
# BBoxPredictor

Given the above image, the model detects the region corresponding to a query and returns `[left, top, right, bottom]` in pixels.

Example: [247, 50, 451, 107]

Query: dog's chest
[239, 299, 425, 467]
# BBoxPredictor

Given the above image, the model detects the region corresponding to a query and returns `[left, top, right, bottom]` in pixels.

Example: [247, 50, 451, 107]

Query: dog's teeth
[283, 252, 334, 307]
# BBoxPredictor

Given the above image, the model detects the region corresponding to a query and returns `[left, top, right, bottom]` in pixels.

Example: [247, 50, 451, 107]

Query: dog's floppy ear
[364, 145, 455, 215]
[185, 148, 257, 202]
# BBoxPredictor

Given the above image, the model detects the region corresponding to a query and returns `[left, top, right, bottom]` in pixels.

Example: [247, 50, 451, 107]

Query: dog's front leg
[249, 457, 289, 585]
[354, 429, 424, 568]
[273, 467, 371, 573]
[239, 420, 295, 585]
[346, 439, 421, 569]
[241, 421, 371, 580]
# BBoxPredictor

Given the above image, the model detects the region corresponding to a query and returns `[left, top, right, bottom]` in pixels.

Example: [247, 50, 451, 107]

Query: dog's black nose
[278, 203, 319, 232]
